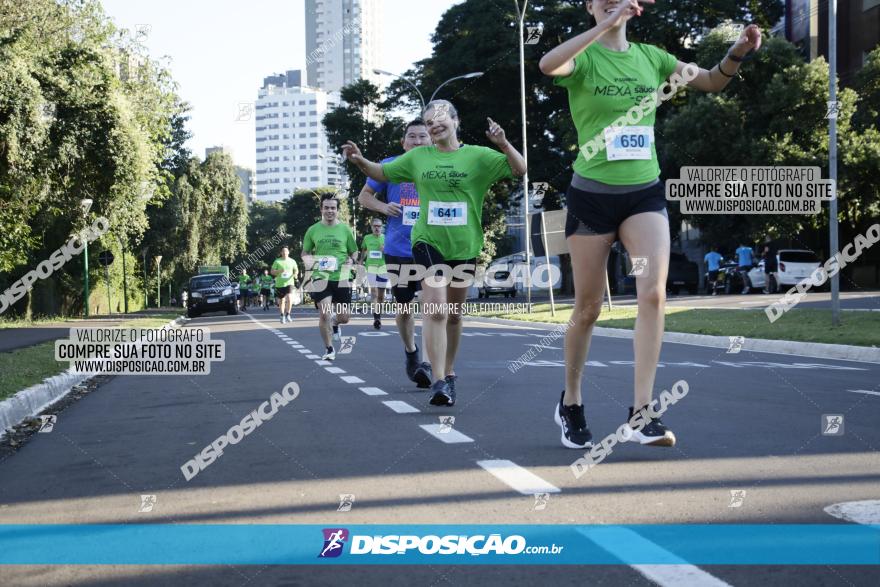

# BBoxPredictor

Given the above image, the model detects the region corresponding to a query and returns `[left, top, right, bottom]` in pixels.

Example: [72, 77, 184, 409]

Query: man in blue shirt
[357, 119, 433, 388]
[704, 247, 723, 296]
[735, 243, 755, 294]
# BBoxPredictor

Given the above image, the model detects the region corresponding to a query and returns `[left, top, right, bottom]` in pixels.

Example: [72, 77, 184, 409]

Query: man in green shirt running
[302, 194, 358, 360]
[271, 247, 298, 324]
[359, 218, 388, 330]
[343, 100, 526, 406]
[237, 270, 251, 312]
[258, 269, 274, 311]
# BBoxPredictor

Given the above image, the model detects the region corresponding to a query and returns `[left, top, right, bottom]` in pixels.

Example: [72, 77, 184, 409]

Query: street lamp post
[155, 255, 163, 308]
[141, 247, 149, 308]
[428, 72, 484, 103]
[373, 70, 485, 111]
[116, 235, 129, 314]
[829, 0, 840, 327]
[373, 69, 426, 111]
[515, 0, 533, 311]
[80, 198, 93, 318]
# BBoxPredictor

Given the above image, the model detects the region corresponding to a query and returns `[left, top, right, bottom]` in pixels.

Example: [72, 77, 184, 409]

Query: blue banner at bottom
[0, 525, 878, 565]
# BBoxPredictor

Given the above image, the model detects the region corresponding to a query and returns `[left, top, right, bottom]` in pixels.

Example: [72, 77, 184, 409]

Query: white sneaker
[331, 315, 340, 341]
[280, 315, 285, 324]
[322, 348, 336, 361]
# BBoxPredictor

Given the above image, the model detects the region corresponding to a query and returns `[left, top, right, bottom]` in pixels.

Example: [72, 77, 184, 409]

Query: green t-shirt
[302, 222, 357, 281]
[361, 234, 386, 274]
[554, 42, 677, 185]
[237, 274, 250, 288]
[250, 281, 260, 293]
[383, 145, 513, 260]
[270, 259, 297, 287]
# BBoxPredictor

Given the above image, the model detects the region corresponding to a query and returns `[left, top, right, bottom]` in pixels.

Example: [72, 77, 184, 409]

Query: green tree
[0, 0, 185, 315]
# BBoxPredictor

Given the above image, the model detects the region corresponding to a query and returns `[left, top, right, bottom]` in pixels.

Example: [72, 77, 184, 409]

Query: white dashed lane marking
[825, 500, 880, 524]
[325, 367, 346, 374]
[340, 375, 365, 384]
[382, 401, 419, 414]
[477, 460, 560, 495]
[420, 424, 473, 444]
[359, 387, 387, 396]
[847, 389, 880, 397]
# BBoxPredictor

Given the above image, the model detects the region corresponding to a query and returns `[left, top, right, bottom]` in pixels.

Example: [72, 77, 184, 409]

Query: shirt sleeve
[482, 147, 515, 184]
[302, 227, 314, 253]
[366, 159, 388, 198]
[646, 44, 678, 82]
[553, 48, 591, 89]
[382, 149, 418, 183]
[347, 229, 358, 256]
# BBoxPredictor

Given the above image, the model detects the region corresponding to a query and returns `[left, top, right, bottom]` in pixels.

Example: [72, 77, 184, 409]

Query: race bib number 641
[428, 201, 467, 226]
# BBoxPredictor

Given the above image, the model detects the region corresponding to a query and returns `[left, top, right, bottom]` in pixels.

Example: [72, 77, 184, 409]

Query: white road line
[577, 527, 732, 587]
[325, 367, 346, 374]
[382, 400, 419, 414]
[824, 500, 880, 524]
[476, 460, 560, 495]
[847, 389, 880, 397]
[315, 360, 332, 366]
[359, 387, 387, 396]
[340, 375, 365, 384]
[306, 354, 320, 359]
[285, 342, 298, 345]
[298, 349, 311, 354]
[419, 424, 473, 444]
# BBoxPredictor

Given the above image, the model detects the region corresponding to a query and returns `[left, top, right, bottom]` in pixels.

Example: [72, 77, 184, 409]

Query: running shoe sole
[627, 427, 676, 447]
[554, 403, 593, 449]
[429, 390, 454, 406]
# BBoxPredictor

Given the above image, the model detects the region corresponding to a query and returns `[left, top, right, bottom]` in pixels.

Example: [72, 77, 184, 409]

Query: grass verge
[0, 313, 182, 402]
[477, 304, 880, 348]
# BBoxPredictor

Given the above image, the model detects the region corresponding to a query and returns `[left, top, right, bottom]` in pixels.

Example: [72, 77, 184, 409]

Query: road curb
[0, 314, 186, 440]
[466, 316, 880, 364]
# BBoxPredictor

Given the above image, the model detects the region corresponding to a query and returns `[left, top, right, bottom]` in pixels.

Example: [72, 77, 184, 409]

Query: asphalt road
[1, 308, 878, 585]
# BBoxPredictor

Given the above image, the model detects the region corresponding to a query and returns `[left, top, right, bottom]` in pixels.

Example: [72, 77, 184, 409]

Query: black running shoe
[626, 406, 676, 447]
[405, 348, 421, 379]
[429, 379, 455, 407]
[444, 374, 457, 395]
[373, 318, 381, 330]
[554, 391, 592, 449]
[413, 362, 432, 389]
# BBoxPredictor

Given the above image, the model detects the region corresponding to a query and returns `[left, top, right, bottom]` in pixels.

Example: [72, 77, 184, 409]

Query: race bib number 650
[604, 125, 654, 161]
[428, 201, 467, 226]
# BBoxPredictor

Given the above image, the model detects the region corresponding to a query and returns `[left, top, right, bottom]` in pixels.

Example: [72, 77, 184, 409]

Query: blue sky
[101, 0, 461, 169]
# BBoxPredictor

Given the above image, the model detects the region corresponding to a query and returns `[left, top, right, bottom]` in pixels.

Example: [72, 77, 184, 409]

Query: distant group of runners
[233, 0, 763, 446]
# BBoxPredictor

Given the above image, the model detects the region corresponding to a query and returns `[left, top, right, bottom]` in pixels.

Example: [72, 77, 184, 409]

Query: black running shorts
[565, 181, 668, 237]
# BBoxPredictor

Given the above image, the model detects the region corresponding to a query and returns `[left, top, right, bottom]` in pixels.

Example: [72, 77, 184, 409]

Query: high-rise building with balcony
[305, 0, 382, 92]
[254, 70, 343, 201]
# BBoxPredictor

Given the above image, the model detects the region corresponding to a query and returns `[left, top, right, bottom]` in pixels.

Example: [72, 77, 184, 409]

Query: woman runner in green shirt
[343, 100, 527, 406]
[540, 0, 762, 449]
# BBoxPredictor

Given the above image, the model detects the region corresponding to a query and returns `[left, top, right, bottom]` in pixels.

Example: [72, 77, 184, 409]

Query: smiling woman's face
[423, 102, 459, 144]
